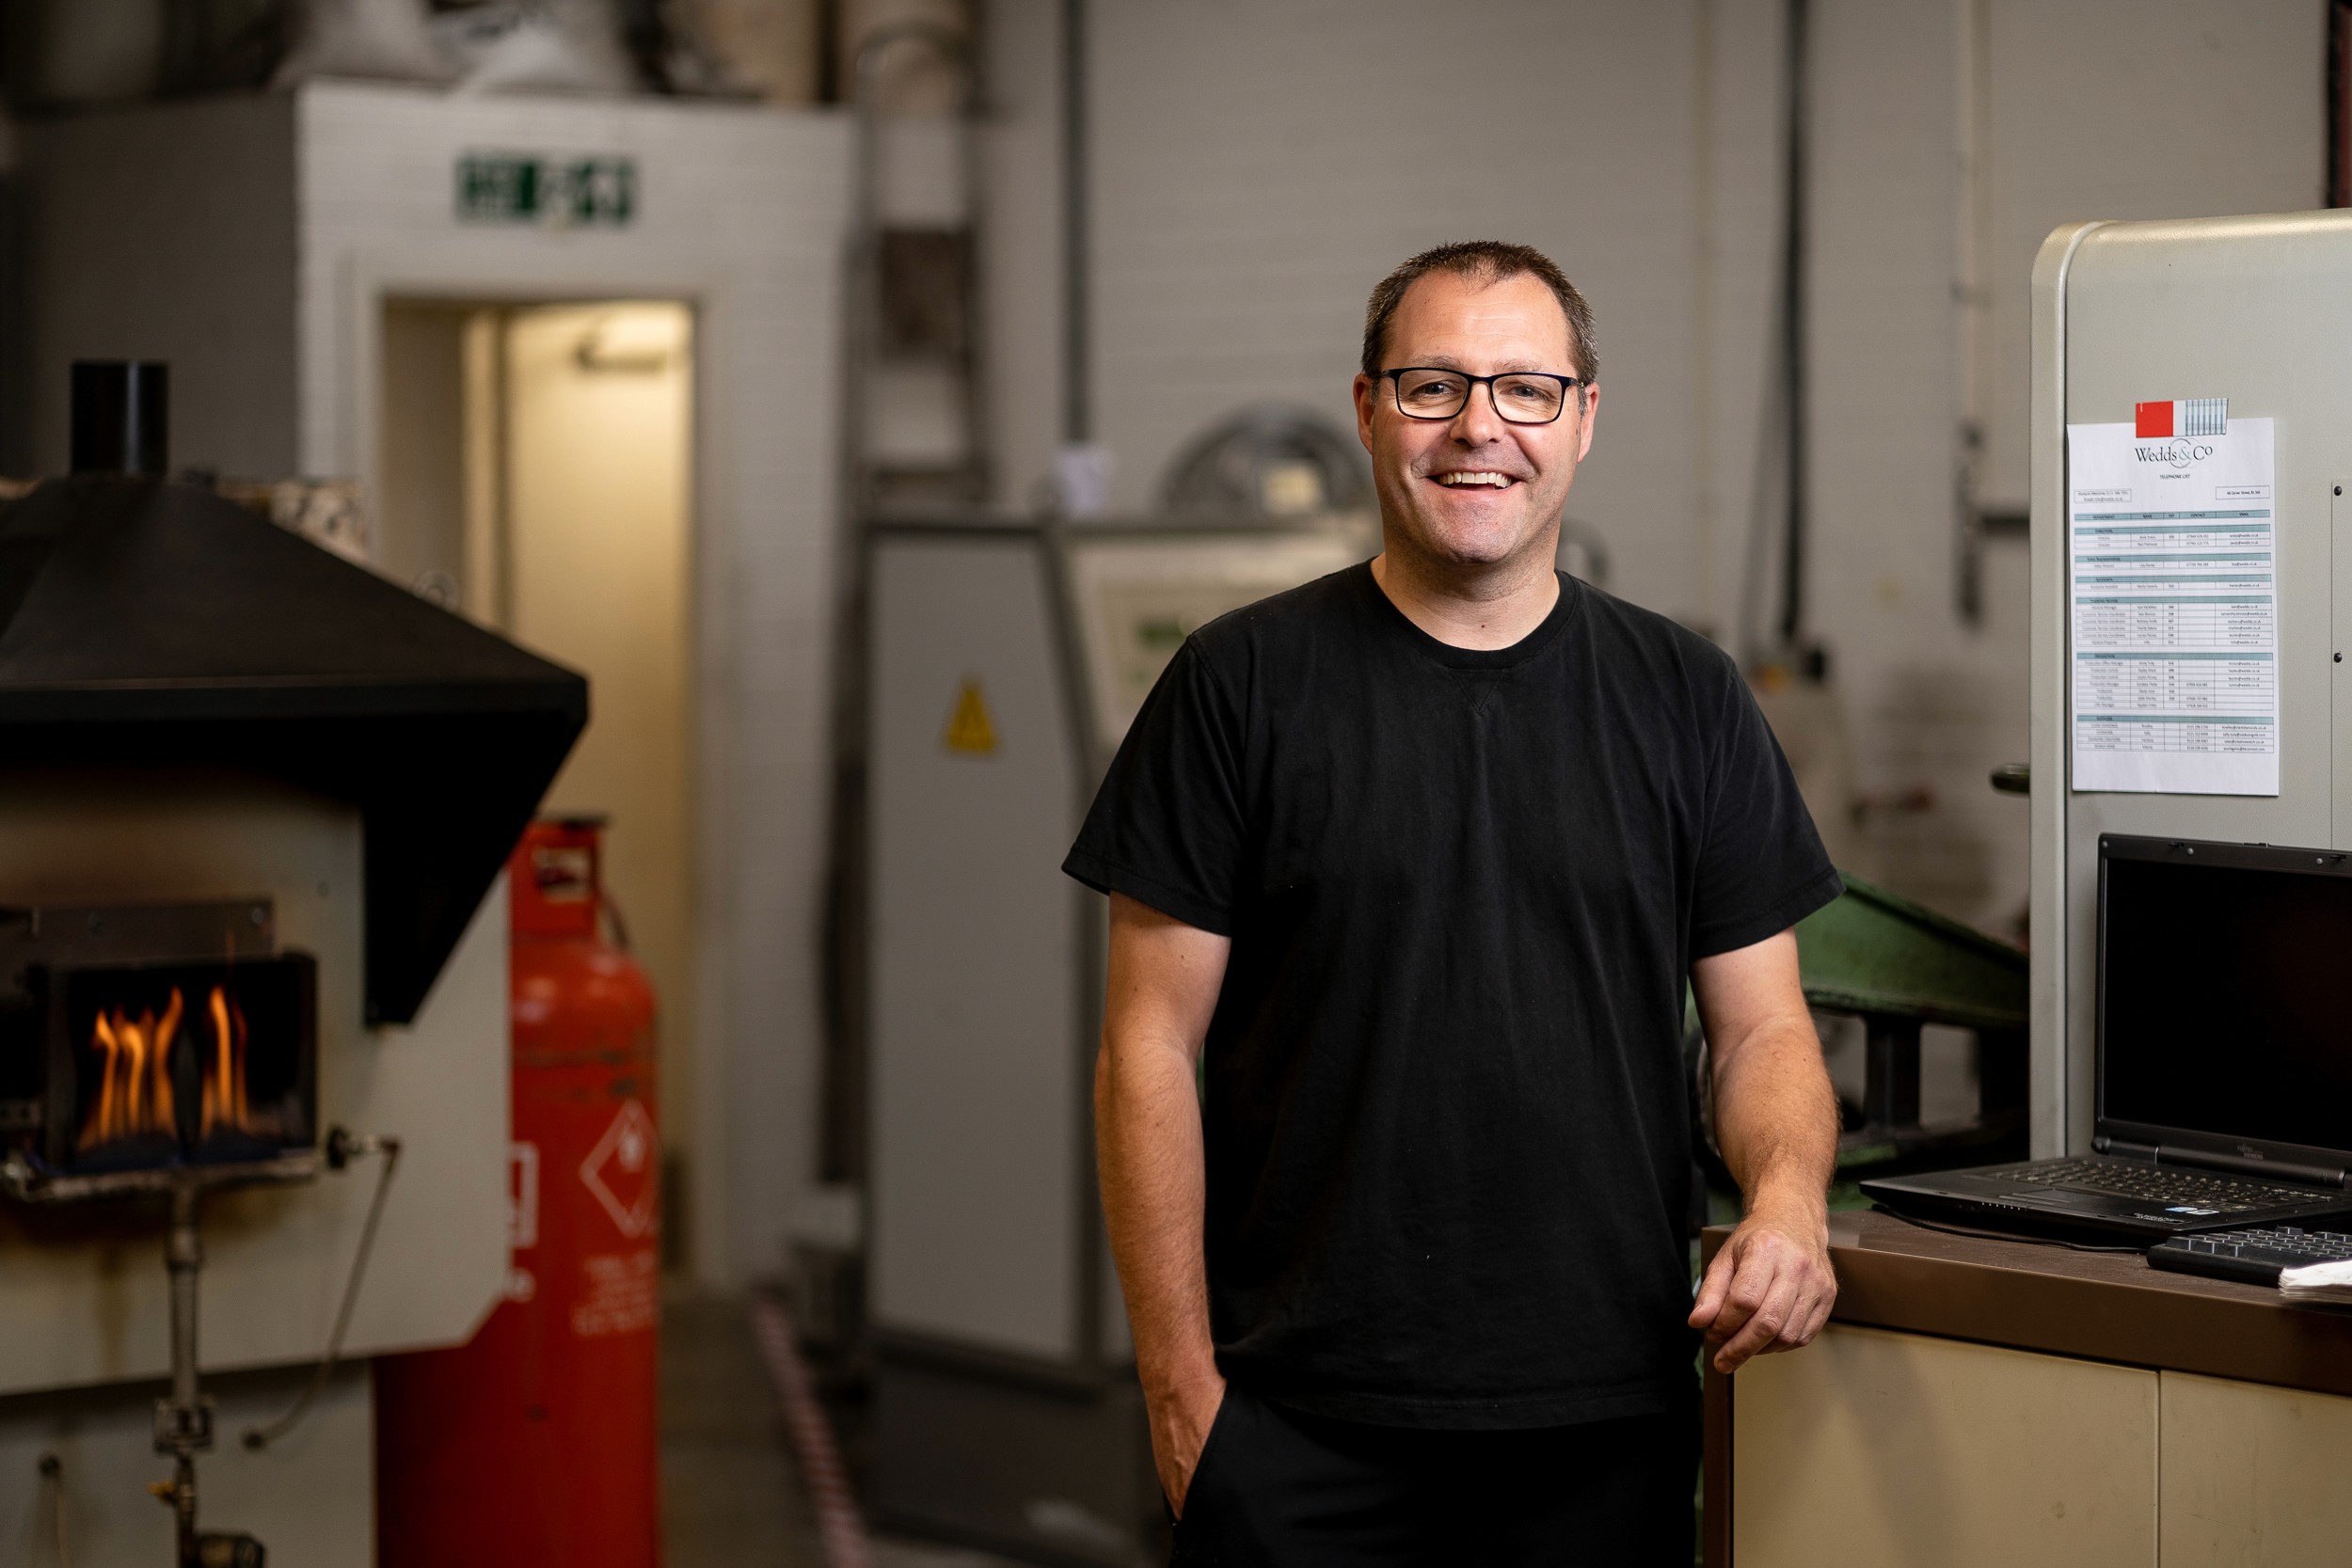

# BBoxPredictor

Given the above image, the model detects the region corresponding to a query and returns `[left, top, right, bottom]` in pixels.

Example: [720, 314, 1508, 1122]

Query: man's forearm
[1689, 930, 1840, 1369]
[1712, 1016, 1838, 1212]
[1094, 1037, 1221, 1401]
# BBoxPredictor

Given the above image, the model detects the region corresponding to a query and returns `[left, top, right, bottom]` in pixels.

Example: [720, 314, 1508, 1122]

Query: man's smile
[1428, 468, 1522, 489]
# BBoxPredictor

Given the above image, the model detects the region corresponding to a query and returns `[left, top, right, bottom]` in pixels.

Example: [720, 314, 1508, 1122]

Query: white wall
[1803, 0, 2320, 929]
[1979, 0, 2326, 507]
[1088, 0, 1715, 620]
[24, 94, 297, 477]
[376, 301, 470, 595]
[981, 0, 2324, 934]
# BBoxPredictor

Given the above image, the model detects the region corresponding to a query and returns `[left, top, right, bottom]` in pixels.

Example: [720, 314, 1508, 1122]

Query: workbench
[1703, 1209, 2352, 1567]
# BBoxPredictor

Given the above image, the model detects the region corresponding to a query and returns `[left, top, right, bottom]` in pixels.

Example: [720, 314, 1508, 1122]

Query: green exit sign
[456, 154, 636, 228]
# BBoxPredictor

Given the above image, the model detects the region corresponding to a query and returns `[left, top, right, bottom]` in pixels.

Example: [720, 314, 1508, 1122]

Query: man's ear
[1575, 384, 1599, 462]
[1352, 373, 1378, 452]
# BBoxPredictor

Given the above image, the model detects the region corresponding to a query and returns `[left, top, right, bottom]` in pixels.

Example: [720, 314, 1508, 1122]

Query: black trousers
[1170, 1384, 1698, 1567]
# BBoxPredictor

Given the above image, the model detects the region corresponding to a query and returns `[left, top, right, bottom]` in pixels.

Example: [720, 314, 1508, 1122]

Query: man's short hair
[1360, 241, 1598, 384]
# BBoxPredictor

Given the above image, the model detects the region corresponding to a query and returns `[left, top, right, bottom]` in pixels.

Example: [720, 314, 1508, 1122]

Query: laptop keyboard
[2167, 1226, 2352, 1262]
[1980, 1157, 2322, 1213]
[2149, 1226, 2352, 1287]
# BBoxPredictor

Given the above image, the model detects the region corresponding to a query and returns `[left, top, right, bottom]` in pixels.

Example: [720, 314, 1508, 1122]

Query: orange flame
[199, 986, 252, 1138]
[76, 983, 261, 1156]
[76, 989, 183, 1151]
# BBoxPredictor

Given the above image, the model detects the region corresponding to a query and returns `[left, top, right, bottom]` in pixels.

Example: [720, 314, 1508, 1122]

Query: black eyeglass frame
[1375, 367, 1589, 426]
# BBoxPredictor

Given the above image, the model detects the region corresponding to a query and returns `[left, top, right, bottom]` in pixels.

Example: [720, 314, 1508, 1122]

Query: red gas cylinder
[375, 816, 661, 1568]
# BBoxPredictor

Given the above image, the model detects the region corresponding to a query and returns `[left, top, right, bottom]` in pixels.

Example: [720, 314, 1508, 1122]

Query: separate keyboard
[1979, 1156, 2323, 1214]
[2148, 1225, 2352, 1287]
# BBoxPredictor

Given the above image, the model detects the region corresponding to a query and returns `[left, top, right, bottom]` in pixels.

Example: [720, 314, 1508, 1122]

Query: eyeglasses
[1378, 367, 1587, 425]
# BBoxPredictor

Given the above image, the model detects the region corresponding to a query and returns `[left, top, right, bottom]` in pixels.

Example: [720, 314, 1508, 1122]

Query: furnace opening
[61, 958, 315, 1175]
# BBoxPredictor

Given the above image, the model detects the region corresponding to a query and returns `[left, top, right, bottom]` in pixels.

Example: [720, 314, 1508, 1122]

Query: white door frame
[333, 247, 771, 1289]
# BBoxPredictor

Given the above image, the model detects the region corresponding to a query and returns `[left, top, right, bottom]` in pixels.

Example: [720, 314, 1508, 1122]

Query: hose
[242, 1129, 402, 1450]
[38, 1451, 71, 1568]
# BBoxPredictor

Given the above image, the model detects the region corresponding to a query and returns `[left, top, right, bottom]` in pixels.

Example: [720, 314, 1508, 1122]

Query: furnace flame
[200, 985, 253, 1138]
[77, 989, 181, 1150]
[76, 985, 259, 1155]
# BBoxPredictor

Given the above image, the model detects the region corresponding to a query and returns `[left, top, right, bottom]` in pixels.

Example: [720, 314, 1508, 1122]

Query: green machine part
[1690, 873, 2029, 1200]
[1796, 873, 2026, 1035]
[1801, 872, 2027, 1179]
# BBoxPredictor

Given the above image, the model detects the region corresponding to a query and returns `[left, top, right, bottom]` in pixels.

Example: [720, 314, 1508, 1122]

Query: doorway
[378, 298, 698, 1266]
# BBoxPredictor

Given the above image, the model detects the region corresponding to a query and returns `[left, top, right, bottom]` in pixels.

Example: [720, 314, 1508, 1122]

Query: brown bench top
[1703, 1208, 2352, 1396]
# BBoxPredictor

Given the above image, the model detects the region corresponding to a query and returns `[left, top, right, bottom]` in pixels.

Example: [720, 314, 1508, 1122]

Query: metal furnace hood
[0, 476, 588, 1025]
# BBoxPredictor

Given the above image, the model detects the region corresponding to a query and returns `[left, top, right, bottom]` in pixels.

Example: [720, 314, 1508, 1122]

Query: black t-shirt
[1064, 563, 1837, 1430]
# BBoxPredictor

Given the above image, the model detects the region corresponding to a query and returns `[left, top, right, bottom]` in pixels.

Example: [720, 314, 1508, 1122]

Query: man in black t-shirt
[1067, 241, 1841, 1564]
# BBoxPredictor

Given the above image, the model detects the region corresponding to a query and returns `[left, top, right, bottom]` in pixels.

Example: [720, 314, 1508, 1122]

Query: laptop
[1863, 834, 2352, 1243]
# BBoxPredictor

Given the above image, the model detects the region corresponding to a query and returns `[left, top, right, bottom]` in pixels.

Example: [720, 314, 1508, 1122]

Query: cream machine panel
[2030, 211, 2352, 1159]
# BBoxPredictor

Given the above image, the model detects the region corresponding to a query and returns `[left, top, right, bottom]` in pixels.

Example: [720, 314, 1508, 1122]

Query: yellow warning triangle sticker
[943, 678, 998, 756]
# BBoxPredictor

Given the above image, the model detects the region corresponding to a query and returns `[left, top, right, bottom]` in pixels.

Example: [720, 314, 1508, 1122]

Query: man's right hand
[1149, 1372, 1228, 1519]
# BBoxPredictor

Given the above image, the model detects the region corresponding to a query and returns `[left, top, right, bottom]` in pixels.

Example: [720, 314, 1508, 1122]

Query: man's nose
[1448, 381, 1508, 443]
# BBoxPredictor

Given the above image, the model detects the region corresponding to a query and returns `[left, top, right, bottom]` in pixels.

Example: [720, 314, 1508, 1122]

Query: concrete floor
[871, 1540, 1025, 1568]
[661, 1291, 818, 1565]
[660, 1290, 1022, 1568]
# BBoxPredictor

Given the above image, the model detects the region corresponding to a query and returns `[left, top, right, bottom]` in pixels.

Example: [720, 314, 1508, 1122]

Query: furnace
[19, 85, 854, 1294]
[2, 901, 316, 1192]
[0, 367, 585, 1564]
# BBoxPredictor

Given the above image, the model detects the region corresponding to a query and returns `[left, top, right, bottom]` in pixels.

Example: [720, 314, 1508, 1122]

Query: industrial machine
[866, 512, 1368, 1564]
[22, 79, 852, 1299]
[0, 367, 583, 1563]
[2026, 212, 2352, 1160]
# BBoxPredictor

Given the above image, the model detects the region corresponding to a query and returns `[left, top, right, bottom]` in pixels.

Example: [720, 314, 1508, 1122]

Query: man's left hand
[1687, 1198, 1836, 1373]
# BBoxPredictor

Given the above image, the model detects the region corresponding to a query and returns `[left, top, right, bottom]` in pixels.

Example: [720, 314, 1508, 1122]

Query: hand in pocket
[1153, 1377, 1229, 1519]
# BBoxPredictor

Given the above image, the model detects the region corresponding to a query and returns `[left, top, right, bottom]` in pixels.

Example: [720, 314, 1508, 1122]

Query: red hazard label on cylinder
[581, 1099, 660, 1238]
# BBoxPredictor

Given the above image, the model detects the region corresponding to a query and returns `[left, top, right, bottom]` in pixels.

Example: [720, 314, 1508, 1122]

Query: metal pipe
[1953, 0, 1994, 625]
[1776, 0, 1808, 651]
[167, 1182, 199, 1413]
[163, 1178, 205, 1568]
[961, 9, 995, 507]
[1060, 0, 1089, 445]
[2331, 0, 2349, 209]
[69, 361, 169, 477]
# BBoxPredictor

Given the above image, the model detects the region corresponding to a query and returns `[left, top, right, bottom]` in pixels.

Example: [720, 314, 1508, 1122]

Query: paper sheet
[2279, 1259, 2352, 1303]
[2067, 415, 2278, 795]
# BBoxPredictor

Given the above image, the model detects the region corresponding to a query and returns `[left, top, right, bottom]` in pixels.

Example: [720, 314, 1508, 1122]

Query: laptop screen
[2102, 842, 2352, 1160]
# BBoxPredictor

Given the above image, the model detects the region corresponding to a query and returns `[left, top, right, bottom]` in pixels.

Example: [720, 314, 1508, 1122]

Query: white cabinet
[1732, 1326, 2352, 1568]
[2158, 1372, 2352, 1567]
[1734, 1324, 2157, 1567]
